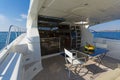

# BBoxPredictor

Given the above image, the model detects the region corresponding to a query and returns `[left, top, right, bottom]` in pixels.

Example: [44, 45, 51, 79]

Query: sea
[93, 32, 120, 40]
[0, 32, 22, 50]
[0, 31, 120, 50]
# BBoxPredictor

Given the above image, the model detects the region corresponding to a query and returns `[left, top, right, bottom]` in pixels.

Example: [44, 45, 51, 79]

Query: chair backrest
[64, 48, 74, 59]
[95, 43, 107, 49]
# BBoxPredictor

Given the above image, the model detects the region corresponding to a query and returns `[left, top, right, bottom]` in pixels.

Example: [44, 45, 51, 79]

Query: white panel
[95, 38, 120, 60]
[94, 38, 106, 43]
[45, 0, 85, 12]
[95, 43, 107, 49]
[26, 28, 41, 64]
[36, 0, 120, 22]
[40, 9, 67, 17]
[64, 49, 73, 59]
[24, 62, 43, 80]
[25, 28, 43, 80]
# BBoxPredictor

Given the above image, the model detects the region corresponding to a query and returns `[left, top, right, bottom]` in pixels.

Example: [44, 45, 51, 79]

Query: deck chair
[64, 48, 87, 79]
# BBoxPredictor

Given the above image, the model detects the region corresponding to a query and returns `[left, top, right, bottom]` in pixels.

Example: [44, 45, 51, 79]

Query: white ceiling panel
[38, 0, 120, 23]
[40, 9, 67, 17]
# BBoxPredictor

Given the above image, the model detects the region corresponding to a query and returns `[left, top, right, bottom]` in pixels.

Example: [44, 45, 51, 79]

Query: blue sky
[89, 20, 120, 31]
[0, 0, 30, 31]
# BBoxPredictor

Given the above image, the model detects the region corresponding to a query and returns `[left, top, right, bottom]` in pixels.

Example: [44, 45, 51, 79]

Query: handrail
[5, 25, 26, 48]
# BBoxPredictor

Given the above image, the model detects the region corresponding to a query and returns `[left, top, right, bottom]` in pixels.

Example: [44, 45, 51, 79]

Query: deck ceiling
[38, 0, 120, 24]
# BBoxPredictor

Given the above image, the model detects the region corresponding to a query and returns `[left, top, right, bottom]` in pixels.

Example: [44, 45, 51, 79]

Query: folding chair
[64, 48, 87, 79]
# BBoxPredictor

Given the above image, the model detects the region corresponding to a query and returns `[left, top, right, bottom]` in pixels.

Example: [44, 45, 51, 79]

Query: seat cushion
[95, 68, 120, 80]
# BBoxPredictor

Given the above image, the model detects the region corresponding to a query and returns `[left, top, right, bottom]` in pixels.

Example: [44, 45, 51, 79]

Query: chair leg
[78, 64, 85, 73]
[67, 65, 73, 79]
[76, 65, 82, 73]
[97, 56, 103, 66]
[100, 52, 107, 59]
[74, 65, 79, 73]
[68, 69, 71, 79]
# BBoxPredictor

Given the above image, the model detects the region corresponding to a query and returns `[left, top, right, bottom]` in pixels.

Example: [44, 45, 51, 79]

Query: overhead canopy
[28, 0, 120, 28]
[38, 15, 65, 23]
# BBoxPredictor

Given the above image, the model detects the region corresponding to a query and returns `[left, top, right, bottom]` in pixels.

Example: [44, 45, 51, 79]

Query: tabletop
[89, 48, 108, 56]
[71, 47, 109, 58]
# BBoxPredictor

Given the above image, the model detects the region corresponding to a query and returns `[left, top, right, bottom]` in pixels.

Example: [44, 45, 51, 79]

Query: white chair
[64, 48, 87, 78]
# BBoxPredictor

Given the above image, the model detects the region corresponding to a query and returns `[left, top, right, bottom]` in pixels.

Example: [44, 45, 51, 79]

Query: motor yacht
[0, 0, 120, 80]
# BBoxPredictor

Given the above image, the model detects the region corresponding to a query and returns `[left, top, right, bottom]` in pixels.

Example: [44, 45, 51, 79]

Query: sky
[89, 20, 120, 31]
[0, 0, 120, 32]
[0, 0, 30, 31]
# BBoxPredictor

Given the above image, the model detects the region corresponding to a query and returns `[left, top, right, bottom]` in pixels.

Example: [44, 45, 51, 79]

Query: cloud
[0, 14, 10, 26]
[0, 14, 26, 31]
[15, 19, 23, 22]
[0, 14, 12, 31]
[15, 14, 27, 22]
[20, 14, 27, 19]
[0, 14, 9, 23]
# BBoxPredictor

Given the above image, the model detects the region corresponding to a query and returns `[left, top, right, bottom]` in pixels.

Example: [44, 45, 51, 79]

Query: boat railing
[5, 25, 26, 48]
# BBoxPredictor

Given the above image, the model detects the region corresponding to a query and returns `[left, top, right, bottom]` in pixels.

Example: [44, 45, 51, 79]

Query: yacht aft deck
[33, 54, 120, 80]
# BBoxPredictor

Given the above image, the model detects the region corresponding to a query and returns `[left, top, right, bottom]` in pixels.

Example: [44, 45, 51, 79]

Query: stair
[70, 25, 81, 49]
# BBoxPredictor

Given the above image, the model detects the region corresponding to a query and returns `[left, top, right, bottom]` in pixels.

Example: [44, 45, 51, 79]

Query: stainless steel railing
[5, 25, 26, 47]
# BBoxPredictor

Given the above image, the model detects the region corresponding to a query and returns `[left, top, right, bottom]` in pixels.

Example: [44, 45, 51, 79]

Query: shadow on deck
[33, 55, 120, 80]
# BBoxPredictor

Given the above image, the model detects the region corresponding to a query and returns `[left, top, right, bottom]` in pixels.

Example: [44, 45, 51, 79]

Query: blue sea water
[0, 31, 120, 50]
[93, 32, 120, 40]
[0, 32, 21, 50]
